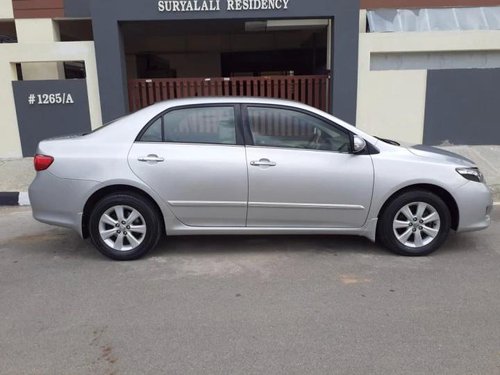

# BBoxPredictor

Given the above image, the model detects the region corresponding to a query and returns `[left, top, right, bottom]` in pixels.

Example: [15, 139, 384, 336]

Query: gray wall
[89, 0, 359, 124]
[64, 0, 90, 17]
[12, 79, 92, 156]
[424, 68, 500, 145]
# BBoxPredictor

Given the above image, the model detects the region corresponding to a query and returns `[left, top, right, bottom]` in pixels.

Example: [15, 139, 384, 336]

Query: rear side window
[140, 117, 162, 142]
[138, 106, 237, 145]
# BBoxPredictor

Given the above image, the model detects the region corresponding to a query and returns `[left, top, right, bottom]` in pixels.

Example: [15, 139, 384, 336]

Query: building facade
[0, 0, 499, 158]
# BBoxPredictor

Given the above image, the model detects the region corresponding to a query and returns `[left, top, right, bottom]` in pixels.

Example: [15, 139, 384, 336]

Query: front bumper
[454, 181, 493, 232]
[29, 171, 99, 237]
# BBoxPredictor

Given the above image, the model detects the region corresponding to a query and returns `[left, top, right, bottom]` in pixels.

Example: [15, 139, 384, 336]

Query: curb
[0, 192, 30, 206]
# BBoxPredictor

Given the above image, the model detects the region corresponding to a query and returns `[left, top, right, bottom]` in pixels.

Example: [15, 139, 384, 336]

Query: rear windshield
[83, 116, 126, 135]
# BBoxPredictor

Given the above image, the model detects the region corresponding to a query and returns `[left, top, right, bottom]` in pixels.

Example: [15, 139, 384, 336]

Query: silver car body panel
[245, 146, 374, 228]
[128, 143, 248, 227]
[29, 97, 492, 242]
[29, 171, 99, 235]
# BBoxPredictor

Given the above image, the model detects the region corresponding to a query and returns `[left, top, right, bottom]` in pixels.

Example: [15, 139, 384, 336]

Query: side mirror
[352, 135, 367, 154]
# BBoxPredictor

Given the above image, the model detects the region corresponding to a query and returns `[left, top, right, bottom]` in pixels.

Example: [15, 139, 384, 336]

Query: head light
[456, 167, 485, 183]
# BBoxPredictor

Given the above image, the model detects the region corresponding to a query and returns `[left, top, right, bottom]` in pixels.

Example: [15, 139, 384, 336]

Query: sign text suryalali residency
[158, 0, 291, 12]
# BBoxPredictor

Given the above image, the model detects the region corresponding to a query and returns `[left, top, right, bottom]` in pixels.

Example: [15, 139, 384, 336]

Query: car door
[128, 104, 248, 227]
[244, 105, 374, 228]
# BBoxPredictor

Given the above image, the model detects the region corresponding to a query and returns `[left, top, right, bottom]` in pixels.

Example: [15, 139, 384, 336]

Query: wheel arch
[376, 184, 459, 232]
[82, 184, 166, 239]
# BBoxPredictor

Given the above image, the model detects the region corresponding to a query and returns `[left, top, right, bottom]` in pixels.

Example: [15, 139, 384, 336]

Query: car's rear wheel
[378, 190, 451, 256]
[89, 193, 161, 260]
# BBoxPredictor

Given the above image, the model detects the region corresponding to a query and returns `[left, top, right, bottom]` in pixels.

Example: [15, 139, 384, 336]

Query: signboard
[157, 0, 291, 12]
[12, 79, 92, 157]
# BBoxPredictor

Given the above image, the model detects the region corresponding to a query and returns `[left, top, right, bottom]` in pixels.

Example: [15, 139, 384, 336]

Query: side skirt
[166, 218, 379, 242]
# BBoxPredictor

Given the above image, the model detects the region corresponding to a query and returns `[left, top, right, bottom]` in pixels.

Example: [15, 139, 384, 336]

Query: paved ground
[0, 207, 499, 375]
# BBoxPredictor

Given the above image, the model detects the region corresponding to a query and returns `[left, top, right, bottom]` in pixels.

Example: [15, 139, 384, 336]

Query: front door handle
[250, 159, 277, 167]
[138, 154, 165, 163]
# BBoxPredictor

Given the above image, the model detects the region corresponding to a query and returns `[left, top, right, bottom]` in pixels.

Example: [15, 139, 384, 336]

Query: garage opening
[123, 19, 331, 112]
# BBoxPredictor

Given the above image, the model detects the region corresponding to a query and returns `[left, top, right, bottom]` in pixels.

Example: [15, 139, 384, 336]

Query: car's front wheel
[89, 193, 162, 260]
[378, 190, 451, 256]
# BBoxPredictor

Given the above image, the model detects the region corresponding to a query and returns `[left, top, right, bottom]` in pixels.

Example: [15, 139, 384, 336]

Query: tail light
[34, 154, 54, 171]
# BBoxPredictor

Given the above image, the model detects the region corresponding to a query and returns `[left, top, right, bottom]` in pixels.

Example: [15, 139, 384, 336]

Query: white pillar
[16, 19, 65, 80]
[0, 0, 13, 19]
[0, 61, 23, 157]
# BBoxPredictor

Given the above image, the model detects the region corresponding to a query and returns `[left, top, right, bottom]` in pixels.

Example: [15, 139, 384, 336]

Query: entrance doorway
[123, 19, 331, 112]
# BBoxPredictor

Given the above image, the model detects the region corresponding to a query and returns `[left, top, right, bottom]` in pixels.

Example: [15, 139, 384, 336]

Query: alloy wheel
[98, 205, 147, 251]
[392, 201, 441, 248]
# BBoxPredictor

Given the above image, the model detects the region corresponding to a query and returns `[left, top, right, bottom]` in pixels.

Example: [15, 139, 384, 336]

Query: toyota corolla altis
[29, 98, 492, 260]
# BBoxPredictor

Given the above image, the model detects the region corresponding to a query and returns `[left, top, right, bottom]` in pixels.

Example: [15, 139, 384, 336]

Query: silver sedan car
[29, 97, 492, 260]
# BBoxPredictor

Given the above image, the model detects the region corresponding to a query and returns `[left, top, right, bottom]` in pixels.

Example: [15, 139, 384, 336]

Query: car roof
[149, 96, 311, 109]
[104, 96, 382, 149]
[133, 96, 329, 125]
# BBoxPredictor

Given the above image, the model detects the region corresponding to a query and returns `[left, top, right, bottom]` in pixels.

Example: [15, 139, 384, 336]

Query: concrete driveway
[0, 206, 499, 375]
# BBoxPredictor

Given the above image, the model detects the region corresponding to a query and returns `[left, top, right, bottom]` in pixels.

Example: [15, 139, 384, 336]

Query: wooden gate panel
[128, 75, 331, 112]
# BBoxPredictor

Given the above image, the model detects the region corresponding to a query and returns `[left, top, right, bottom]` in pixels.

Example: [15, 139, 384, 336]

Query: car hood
[405, 144, 475, 166]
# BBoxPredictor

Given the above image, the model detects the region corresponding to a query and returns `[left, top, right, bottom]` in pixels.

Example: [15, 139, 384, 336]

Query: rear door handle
[138, 154, 165, 163]
[250, 159, 277, 167]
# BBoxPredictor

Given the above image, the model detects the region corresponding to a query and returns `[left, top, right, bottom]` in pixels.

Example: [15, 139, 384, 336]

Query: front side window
[247, 107, 351, 152]
[139, 106, 237, 145]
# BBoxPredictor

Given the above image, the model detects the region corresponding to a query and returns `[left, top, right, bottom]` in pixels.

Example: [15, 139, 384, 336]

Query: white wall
[0, 0, 13, 19]
[16, 19, 65, 80]
[357, 69, 427, 143]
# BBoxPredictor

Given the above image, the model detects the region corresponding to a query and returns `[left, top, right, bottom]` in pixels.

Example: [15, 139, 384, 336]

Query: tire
[377, 190, 451, 256]
[89, 193, 162, 260]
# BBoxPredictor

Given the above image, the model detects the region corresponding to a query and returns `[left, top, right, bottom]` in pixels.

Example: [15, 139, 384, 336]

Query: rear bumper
[28, 171, 99, 237]
[455, 181, 493, 232]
